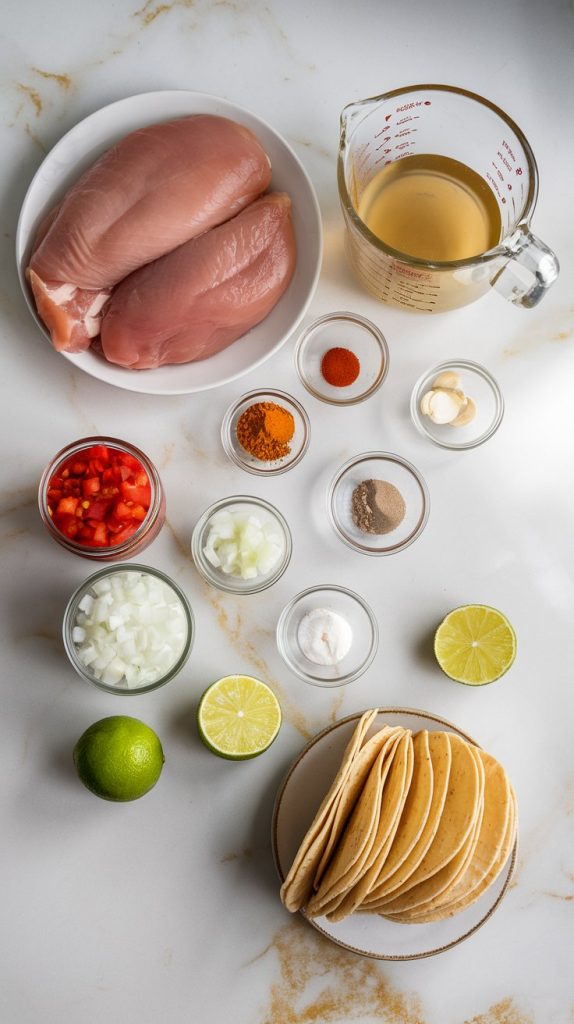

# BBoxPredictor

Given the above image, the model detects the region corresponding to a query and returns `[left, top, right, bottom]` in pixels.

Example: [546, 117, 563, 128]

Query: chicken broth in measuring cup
[358, 154, 502, 263]
[338, 85, 559, 312]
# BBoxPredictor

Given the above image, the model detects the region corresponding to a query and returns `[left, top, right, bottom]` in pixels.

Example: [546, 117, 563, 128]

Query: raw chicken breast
[99, 192, 296, 369]
[27, 115, 272, 352]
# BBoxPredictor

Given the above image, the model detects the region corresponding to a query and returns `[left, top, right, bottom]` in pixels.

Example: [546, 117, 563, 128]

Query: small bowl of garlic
[410, 360, 504, 450]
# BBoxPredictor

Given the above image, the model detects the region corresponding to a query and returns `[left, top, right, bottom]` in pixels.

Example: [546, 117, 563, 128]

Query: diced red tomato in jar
[47, 444, 152, 550]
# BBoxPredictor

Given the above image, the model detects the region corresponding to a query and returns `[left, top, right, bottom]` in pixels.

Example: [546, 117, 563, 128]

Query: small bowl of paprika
[295, 311, 389, 406]
[221, 389, 311, 476]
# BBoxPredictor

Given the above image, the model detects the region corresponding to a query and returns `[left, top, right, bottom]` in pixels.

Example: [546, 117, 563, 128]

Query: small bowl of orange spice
[295, 311, 389, 406]
[221, 389, 311, 476]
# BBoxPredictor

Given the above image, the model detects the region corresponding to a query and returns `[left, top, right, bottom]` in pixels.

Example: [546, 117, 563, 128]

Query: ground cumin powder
[236, 401, 295, 461]
[352, 478, 406, 534]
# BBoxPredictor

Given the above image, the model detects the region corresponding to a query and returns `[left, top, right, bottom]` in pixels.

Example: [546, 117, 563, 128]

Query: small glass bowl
[295, 311, 389, 405]
[38, 436, 165, 561]
[276, 585, 378, 687]
[329, 452, 430, 556]
[221, 389, 310, 476]
[410, 360, 504, 450]
[62, 564, 194, 695]
[191, 495, 292, 595]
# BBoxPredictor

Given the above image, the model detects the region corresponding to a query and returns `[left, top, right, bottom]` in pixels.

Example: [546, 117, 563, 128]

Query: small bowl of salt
[276, 585, 378, 687]
[63, 564, 194, 694]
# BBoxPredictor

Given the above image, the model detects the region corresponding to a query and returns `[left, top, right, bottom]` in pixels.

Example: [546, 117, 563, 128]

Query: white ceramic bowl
[15, 90, 323, 396]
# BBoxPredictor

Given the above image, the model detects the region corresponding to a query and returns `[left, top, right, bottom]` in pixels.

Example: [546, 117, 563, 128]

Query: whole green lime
[73, 716, 164, 801]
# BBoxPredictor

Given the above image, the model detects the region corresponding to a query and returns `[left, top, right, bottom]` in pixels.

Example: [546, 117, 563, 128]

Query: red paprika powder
[321, 347, 361, 388]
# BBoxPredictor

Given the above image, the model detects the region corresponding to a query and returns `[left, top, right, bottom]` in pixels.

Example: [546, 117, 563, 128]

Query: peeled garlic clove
[450, 396, 477, 427]
[432, 370, 461, 390]
[420, 390, 435, 416]
[428, 388, 466, 424]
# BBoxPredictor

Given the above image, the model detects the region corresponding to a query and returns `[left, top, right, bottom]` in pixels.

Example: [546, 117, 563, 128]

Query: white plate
[272, 707, 517, 960]
[15, 91, 323, 395]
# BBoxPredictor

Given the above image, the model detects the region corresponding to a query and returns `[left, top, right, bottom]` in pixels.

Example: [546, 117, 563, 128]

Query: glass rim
[62, 563, 194, 695]
[338, 82, 539, 270]
[38, 435, 163, 557]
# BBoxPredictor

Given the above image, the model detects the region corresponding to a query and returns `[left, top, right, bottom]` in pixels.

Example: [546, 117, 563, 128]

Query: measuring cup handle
[491, 227, 560, 308]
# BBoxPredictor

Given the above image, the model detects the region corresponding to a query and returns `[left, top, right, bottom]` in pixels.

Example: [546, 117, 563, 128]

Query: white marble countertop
[1, 1, 573, 1021]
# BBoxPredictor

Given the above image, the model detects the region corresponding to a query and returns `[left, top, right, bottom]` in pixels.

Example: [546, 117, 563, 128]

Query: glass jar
[38, 436, 166, 561]
[62, 564, 194, 694]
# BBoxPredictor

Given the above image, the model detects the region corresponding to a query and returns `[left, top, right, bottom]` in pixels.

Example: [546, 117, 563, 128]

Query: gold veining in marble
[287, 135, 332, 161]
[163, 516, 194, 563]
[133, 0, 194, 27]
[160, 441, 175, 468]
[0, 526, 29, 548]
[31, 68, 72, 90]
[0, 487, 36, 519]
[204, 586, 312, 740]
[503, 306, 574, 358]
[463, 997, 533, 1024]
[24, 124, 47, 153]
[256, 919, 536, 1024]
[328, 690, 345, 724]
[221, 847, 253, 863]
[65, 373, 100, 434]
[543, 870, 574, 902]
[257, 918, 424, 1024]
[16, 83, 43, 116]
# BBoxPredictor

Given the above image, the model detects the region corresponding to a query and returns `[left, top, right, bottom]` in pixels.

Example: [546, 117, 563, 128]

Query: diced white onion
[203, 510, 285, 580]
[71, 570, 188, 689]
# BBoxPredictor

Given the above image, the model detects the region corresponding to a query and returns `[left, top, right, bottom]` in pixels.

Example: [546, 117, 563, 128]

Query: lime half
[197, 675, 282, 759]
[73, 716, 164, 801]
[434, 605, 516, 685]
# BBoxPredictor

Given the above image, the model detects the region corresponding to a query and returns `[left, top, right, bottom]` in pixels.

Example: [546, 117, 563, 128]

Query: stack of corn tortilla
[280, 710, 516, 924]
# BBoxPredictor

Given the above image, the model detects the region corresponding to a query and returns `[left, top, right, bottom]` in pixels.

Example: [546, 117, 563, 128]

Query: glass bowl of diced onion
[191, 495, 292, 595]
[62, 564, 194, 694]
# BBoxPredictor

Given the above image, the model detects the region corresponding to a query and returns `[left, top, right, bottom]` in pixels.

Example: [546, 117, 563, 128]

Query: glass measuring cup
[338, 84, 559, 313]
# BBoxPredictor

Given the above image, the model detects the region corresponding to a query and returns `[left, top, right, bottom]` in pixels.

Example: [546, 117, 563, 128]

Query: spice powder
[321, 347, 361, 388]
[352, 478, 406, 534]
[236, 401, 295, 462]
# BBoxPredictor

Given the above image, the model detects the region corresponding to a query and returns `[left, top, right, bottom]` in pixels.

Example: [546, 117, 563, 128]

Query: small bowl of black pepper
[328, 452, 430, 555]
[221, 389, 311, 476]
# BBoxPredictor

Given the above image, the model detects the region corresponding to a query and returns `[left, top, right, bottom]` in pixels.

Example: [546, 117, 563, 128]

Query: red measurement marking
[374, 128, 386, 139]
[385, 113, 392, 121]
[507, 183, 512, 190]
[396, 100, 429, 113]
[515, 167, 523, 175]
[383, 147, 391, 154]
